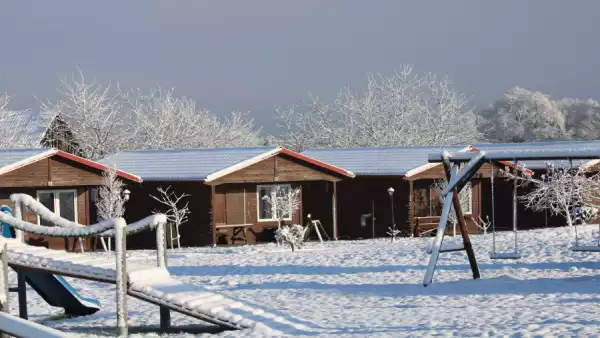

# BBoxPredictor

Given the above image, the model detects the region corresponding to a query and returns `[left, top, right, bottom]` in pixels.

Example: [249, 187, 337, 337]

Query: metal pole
[513, 161, 518, 253]
[391, 193, 396, 242]
[372, 200, 375, 239]
[491, 161, 496, 255]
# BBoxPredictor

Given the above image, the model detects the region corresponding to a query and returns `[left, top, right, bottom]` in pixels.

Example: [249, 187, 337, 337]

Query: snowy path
[7, 225, 600, 337]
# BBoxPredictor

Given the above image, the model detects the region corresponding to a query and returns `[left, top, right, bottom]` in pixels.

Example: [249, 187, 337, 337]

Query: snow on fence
[0, 311, 71, 338]
[0, 238, 68, 337]
[3, 194, 168, 336]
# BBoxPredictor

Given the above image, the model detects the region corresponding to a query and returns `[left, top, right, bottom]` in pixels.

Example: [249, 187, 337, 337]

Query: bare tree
[272, 65, 480, 151]
[0, 91, 8, 113]
[124, 87, 262, 150]
[41, 69, 132, 160]
[504, 164, 600, 239]
[150, 186, 190, 249]
[96, 167, 127, 253]
[261, 186, 302, 229]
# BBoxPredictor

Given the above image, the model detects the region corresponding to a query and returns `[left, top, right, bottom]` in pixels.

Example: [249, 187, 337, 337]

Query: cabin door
[225, 188, 246, 225]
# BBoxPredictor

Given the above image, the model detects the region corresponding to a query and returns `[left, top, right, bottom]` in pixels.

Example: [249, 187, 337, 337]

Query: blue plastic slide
[1, 205, 101, 316]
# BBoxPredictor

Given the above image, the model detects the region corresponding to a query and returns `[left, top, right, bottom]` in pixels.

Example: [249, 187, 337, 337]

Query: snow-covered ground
[8, 225, 600, 337]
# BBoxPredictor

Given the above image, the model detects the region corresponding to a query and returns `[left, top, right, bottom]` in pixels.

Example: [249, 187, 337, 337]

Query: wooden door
[226, 188, 246, 225]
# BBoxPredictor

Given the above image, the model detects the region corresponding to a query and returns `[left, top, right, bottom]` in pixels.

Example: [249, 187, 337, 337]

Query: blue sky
[1, 1, 598, 132]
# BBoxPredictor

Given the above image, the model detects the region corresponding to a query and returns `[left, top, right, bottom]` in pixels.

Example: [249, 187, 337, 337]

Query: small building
[0, 111, 78, 154]
[0, 148, 141, 250]
[100, 146, 354, 248]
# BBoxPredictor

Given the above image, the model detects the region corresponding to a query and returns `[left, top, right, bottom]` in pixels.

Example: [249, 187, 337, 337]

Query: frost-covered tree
[261, 186, 302, 229]
[560, 98, 600, 140]
[0, 91, 8, 113]
[124, 87, 262, 150]
[274, 224, 305, 252]
[96, 167, 126, 253]
[479, 87, 568, 143]
[150, 186, 190, 249]
[504, 164, 600, 239]
[41, 69, 133, 160]
[272, 65, 481, 151]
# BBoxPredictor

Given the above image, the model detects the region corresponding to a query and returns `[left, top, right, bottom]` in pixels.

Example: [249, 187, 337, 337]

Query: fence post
[0, 241, 8, 311]
[115, 218, 128, 337]
[14, 203, 23, 243]
[156, 220, 167, 269]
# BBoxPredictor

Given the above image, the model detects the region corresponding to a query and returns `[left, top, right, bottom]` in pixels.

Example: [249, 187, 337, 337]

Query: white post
[14, 203, 23, 243]
[0, 240, 8, 318]
[332, 181, 338, 240]
[114, 218, 128, 337]
[156, 220, 167, 269]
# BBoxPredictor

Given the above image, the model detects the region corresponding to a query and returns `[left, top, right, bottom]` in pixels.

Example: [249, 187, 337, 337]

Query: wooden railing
[0, 194, 169, 336]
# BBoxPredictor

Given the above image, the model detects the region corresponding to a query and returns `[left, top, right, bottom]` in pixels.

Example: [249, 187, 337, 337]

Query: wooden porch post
[211, 184, 217, 247]
[409, 180, 415, 236]
[332, 181, 338, 240]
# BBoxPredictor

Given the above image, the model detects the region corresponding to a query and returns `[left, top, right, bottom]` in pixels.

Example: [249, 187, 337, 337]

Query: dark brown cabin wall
[335, 177, 409, 239]
[122, 181, 212, 249]
[0, 159, 50, 187]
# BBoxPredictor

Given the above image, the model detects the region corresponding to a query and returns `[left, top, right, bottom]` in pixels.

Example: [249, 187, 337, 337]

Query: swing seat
[489, 252, 521, 260]
[572, 246, 600, 252]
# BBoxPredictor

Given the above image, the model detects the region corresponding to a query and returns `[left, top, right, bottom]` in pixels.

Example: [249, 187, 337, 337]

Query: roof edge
[0, 148, 142, 183]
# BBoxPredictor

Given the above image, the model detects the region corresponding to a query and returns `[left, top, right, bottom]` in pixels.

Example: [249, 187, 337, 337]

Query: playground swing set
[423, 148, 600, 286]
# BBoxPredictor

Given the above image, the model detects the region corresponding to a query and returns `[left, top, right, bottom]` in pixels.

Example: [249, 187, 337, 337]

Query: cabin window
[37, 190, 78, 226]
[257, 184, 293, 221]
[414, 180, 471, 217]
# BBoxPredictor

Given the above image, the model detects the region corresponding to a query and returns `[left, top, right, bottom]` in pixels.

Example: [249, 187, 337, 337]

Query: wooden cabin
[100, 146, 354, 248]
[303, 141, 600, 238]
[0, 148, 141, 250]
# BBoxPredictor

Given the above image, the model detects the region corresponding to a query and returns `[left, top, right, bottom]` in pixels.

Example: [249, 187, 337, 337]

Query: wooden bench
[215, 224, 253, 244]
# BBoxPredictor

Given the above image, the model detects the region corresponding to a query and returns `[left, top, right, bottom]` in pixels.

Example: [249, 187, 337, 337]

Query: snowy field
[7, 225, 600, 337]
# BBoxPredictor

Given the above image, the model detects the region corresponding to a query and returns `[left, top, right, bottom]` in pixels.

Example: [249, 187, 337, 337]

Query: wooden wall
[123, 181, 212, 249]
[211, 153, 341, 184]
[333, 177, 410, 239]
[0, 155, 111, 251]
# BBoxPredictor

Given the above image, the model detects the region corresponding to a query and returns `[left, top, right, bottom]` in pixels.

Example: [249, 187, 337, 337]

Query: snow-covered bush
[274, 224, 305, 252]
[572, 206, 599, 225]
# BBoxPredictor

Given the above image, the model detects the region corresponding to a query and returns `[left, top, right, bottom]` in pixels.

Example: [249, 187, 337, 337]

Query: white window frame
[36, 189, 78, 225]
[256, 184, 293, 222]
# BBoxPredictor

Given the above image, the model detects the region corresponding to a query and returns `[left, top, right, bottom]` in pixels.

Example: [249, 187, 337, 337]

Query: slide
[1, 205, 101, 316]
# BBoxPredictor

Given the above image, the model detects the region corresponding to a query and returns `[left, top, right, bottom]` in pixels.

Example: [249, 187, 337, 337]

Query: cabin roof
[0, 148, 141, 182]
[100, 146, 354, 182]
[0, 111, 57, 148]
[302, 140, 600, 176]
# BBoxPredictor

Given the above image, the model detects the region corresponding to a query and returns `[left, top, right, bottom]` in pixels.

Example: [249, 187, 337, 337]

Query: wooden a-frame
[423, 151, 485, 286]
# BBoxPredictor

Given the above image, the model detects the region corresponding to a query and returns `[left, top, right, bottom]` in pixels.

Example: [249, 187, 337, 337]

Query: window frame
[256, 184, 293, 222]
[36, 189, 78, 225]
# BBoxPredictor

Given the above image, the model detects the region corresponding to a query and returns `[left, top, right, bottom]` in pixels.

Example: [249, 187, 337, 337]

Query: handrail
[0, 212, 117, 238]
[0, 312, 71, 337]
[100, 214, 167, 237]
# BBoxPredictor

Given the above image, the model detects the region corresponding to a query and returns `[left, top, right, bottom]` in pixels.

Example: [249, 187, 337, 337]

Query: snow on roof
[0, 111, 57, 148]
[302, 145, 466, 176]
[0, 148, 141, 182]
[100, 146, 281, 181]
[100, 146, 354, 182]
[302, 140, 600, 176]
[0, 148, 51, 172]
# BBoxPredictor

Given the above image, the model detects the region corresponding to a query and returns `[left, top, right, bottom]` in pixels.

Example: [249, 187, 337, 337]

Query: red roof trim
[55, 151, 142, 182]
[279, 148, 355, 178]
